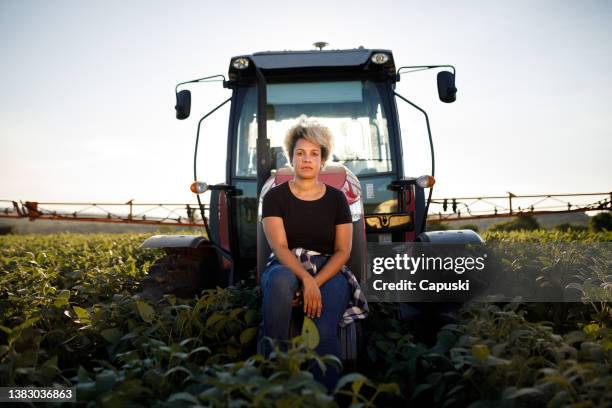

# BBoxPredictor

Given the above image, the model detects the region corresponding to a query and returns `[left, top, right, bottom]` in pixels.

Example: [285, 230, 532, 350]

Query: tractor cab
[224, 49, 415, 276]
[143, 46, 470, 291]
[208, 48, 450, 279]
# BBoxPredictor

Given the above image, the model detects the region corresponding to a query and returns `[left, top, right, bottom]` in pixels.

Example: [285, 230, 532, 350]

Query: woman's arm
[262, 216, 322, 318]
[313, 222, 353, 288]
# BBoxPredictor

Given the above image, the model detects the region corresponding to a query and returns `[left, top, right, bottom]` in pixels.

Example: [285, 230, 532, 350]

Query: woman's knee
[322, 273, 350, 299]
[263, 265, 299, 295]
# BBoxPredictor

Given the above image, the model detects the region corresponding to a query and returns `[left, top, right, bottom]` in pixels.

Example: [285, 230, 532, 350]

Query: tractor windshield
[234, 80, 393, 177]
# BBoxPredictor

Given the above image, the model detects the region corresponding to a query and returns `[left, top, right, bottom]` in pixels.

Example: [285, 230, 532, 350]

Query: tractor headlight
[370, 53, 389, 64]
[190, 181, 209, 194]
[232, 58, 250, 69]
[416, 175, 435, 188]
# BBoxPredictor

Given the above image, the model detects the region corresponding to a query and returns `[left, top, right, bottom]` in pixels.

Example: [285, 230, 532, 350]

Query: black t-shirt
[262, 182, 352, 255]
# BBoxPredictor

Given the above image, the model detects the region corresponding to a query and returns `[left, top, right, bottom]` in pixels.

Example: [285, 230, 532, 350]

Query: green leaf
[73, 307, 91, 324]
[352, 377, 365, 394]
[436, 330, 458, 352]
[412, 383, 433, 400]
[434, 382, 446, 403]
[240, 327, 258, 345]
[244, 309, 259, 325]
[564, 330, 586, 344]
[188, 346, 211, 357]
[164, 366, 193, 379]
[179, 337, 196, 347]
[53, 290, 71, 308]
[42, 355, 58, 367]
[171, 351, 189, 360]
[206, 312, 226, 328]
[375, 340, 391, 353]
[321, 354, 343, 370]
[100, 328, 122, 344]
[15, 317, 40, 331]
[198, 387, 224, 400]
[387, 331, 402, 339]
[583, 323, 600, 336]
[424, 353, 454, 371]
[564, 282, 583, 292]
[168, 392, 200, 404]
[35, 251, 47, 264]
[471, 344, 490, 361]
[136, 300, 155, 323]
[447, 385, 465, 397]
[334, 373, 369, 393]
[76, 382, 96, 400]
[549, 390, 569, 406]
[506, 387, 544, 399]
[376, 382, 400, 395]
[15, 349, 37, 366]
[77, 366, 91, 382]
[95, 370, 117, 393]
[301, 316, 320, 349]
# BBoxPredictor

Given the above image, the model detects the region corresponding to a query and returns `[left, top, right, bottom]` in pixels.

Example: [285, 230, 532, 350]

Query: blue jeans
[260, 255, 351, 392]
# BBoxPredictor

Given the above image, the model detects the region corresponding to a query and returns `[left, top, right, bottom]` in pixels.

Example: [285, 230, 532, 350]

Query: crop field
[0, 231, 610, 407]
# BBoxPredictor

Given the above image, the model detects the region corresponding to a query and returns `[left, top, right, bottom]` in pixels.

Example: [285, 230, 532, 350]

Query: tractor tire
[140, 248, 222, 300]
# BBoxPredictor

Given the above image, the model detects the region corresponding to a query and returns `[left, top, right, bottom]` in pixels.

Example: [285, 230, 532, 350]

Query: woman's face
[292, 138, 323, 180]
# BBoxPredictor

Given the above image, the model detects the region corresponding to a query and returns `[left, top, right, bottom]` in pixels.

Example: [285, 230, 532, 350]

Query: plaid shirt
[266, 248, 369, 327]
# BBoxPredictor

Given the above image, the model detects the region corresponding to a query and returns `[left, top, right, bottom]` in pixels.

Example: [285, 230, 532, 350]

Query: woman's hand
[302, 276, 322, 318]
[262, 216, 325, 319]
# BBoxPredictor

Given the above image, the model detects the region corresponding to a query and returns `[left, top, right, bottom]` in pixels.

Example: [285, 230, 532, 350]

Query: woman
[260, 117, 353, 391]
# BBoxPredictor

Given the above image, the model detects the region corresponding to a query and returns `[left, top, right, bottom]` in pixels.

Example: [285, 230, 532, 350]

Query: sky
[1, 0, 610, 206]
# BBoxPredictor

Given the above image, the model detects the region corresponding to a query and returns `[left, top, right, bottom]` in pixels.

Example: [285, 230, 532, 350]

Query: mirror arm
[394, 92, 435, 235]
[396, 65, 456, 79]
[193, 97, 232, 242]
[175, 74, 227, 94]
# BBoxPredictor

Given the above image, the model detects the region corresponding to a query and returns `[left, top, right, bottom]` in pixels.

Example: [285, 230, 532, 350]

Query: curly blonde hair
[284, 116, 333, 164]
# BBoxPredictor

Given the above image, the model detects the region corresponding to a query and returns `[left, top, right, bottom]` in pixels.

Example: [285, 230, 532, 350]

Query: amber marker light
[190, 181, 209, 194]
[416, 175, 435, 188]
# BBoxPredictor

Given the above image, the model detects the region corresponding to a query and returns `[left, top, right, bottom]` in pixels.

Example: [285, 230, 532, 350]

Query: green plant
[458, 224, 479, 232]
[1, 231, 610, 406]
[590, 211, 612, 232]
[554, 222, 588, 232]
[489, 214, 540, 232]
[427, 222, 451, 231]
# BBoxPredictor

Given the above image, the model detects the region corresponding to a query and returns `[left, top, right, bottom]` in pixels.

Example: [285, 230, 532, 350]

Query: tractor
[140, 45, 483, 364]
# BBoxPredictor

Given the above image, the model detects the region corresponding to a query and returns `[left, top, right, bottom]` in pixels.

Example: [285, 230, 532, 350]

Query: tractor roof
[227, 47, 397, 85]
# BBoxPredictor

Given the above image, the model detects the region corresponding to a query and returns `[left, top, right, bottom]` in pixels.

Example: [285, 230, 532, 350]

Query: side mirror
[437, 71, 457, 103]
[175, 89, 191, 119]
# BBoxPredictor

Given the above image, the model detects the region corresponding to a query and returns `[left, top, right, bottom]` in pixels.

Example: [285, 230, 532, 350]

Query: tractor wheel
[140, 248, 221, 300]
